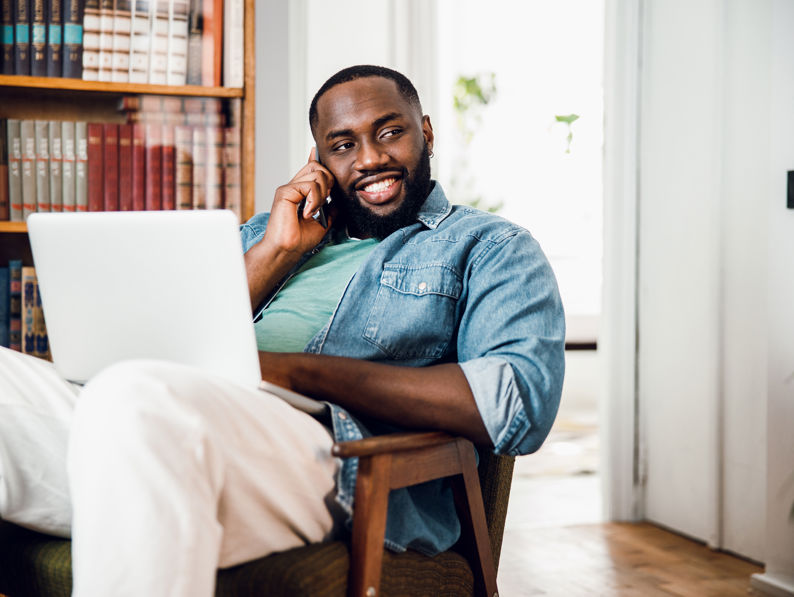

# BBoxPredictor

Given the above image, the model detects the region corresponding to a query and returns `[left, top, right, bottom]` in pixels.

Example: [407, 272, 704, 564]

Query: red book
[161, 124, 175, 210]
[103, 123, 119, 211]
[223, 126, 241, 221]
[130, 123, 145, 211]
[205, 125, 223, 209]
[174, 125, 193, 210]
[201, 0, 222, 86]
[86, 123, 104, 212]
[144, 122, 162, 211]
[118, 124, 133, 211]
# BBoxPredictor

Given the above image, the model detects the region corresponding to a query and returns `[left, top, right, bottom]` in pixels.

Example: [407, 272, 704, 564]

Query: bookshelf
[0, 0, 256, 238]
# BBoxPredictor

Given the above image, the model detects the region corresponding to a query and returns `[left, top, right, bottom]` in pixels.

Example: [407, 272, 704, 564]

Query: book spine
[61, 0, 81, 77]
[222, 0, 241, 88]
[30, 0, 45, 75]
[222, 126, 240, 221]
[96, 0, 112, 80]
[45, 0, 62, 76]
[160, 122, 174, 209]
[0, 266, 8, 348]
[166, 0, 186, 85]
[110, 0, 129, 81]
[199, 0, 217, 86]
[130, 121, 144, 209]
[14, 0, 31, 75]
[117, 122, 132, 210]
[60, 120, 75, 211]
[20, 120, 36, 218]
[127, 0, 148, 82]
[85, 121, 103, 211]
[81, 0, 99, 80]
[74, 120, 87, 211]
[146, 0, 166, 84]
[2, 0, 15, 74]
[6, 119, 23, 221]
[174, 124, 192, 209]
[204, 124, 222, 209]
[102, 122, 118, 210]
[8, 259, 21, 351]
[32, 269, 49, 359]
[0, 119, 8, 221]
[143, 121, 161, 210]
[185, 0, 199, 84]
[33, 120, 50, 212]
[190, 124, 205, 208]
[21, 265, 35, 355]
[47, 120, 62, 211]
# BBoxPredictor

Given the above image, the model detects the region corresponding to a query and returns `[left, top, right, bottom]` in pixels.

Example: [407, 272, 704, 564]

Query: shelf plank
[0, 75, 244, 98]
[0, 222, 28, 233]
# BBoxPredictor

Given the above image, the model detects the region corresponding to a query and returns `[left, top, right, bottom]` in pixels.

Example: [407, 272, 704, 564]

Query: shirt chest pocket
[363, 264, 462, 361]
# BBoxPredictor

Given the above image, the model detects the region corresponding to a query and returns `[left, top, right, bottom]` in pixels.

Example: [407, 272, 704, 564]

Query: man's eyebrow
[324, 112, 405, 142]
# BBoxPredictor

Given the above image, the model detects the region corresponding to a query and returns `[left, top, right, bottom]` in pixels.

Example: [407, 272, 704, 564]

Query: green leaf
[555, 114, 580, 125]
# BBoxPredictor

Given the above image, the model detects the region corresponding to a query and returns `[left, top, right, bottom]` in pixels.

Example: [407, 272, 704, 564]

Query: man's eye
[333, 142, 354, 152]
[382, 128, 402, 138]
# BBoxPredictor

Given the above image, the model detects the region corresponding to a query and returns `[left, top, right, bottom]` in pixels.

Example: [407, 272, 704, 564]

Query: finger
[274, 180, 323, 209]
[292, 168, 334, 197]
[309, 146, 317, 162]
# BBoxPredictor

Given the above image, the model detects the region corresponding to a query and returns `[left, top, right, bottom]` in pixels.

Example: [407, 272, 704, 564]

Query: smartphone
[298, 145, 330, 229]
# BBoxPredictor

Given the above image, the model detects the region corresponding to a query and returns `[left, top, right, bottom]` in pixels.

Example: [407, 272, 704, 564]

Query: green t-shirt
[255, 236, 379, 352]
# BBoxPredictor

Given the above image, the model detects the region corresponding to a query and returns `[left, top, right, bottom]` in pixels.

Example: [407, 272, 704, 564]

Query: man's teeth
[363, 178, 396, 193]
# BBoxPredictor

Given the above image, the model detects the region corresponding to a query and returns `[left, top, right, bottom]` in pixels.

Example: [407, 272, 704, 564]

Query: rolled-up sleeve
[458, 228, 565, 456]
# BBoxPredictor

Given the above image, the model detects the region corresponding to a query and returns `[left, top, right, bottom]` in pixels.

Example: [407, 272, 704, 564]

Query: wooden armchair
[0, 431, 515, 597]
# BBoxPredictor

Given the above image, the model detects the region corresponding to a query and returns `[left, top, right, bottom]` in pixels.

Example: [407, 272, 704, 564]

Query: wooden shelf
[0, 222, 28, 233]
[0, 75, 244, 98]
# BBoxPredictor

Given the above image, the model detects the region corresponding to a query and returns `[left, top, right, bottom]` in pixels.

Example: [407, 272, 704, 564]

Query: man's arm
[258, 352, 493, 447]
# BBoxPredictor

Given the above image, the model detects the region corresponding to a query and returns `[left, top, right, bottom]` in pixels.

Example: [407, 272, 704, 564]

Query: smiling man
[0, 65, 565, 597]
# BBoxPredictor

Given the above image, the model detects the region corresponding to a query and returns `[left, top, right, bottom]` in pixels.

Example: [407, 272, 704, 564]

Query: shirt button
[418, 282, 427, 291]
[338, 412, 348, 420]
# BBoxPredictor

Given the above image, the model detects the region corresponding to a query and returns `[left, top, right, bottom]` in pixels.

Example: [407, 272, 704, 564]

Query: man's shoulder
[438, 204, 528, 244]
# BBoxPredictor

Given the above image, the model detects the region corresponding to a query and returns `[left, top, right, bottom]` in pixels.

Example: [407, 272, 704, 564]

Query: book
[160, 123, 175, 209]
[47, 120, 62, 212]
[62, 0, 82, 77]
[174, 124, 192, 209]
[45, 0, 62, 76]
[222, 0, 242, 88]
[102, 122, 118, 210]
[6, 119, 23, 221]
[85, 122, 103, 211]
[14, 0, 31, 74]
[143, 121, 161, 210]
[34, 120, 50, 212]
[20, 120, 37, 218]
[127, 0, 148, 82]
[118, 122, 132, 210]
[185, 0, 200, 85]
[8, 259, 21, 351]
[31, 0, 46, 76]
[147, 0, 167, 84]
[204, 125, 222, 209]
[200, 0, 220, 86]
[111, 0, 130, 82]
[2, 0, 14, 74]
[0, 119, 8, 221]
[166, 0, 187, 85]
[190, 124, 205, 209]
[130, 121, 144, 209]
[74, 120, 87, 211]
[21, 265, 35, 355]
[61, 120, 75, 212]
[0, 266, 8, 348]
[96, 0, 112, 80]
[32, 270, 48, 358]
[81, 0, 100, 80]
[222, 126, 240, 221]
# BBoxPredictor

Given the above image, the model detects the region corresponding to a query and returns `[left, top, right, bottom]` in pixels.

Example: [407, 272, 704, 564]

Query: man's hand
[245, 149, 336, 311]
[258, 352, 494, 448]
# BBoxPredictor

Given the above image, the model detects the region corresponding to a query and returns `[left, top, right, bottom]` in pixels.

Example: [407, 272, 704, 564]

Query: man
[0, 65, 564, 596]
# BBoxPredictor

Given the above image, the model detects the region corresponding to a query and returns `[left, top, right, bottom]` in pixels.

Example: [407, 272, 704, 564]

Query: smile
[356, 175, 403, 206]
[363, 178, 397, 193]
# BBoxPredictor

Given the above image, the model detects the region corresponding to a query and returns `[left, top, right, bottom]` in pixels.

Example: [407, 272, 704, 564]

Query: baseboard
[751, 573, 794, 597]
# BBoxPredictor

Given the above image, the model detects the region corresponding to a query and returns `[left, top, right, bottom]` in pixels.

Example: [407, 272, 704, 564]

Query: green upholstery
[0, 452, 513, 597]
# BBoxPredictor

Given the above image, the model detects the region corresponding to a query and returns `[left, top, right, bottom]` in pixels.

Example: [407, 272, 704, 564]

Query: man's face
[313, 77, 434, 239]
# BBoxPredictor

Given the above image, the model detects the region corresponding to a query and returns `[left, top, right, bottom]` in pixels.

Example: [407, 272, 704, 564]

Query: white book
[128, 0, 151, 83]
[223, 0, 243, 88]
[82, 0, 102, 81]
[61, 121, 76, 213]
[112, 0, 133, 82]
[167, 0, 188, 85]
[98, 0, 115, 81]
[48, 121, 63, 213]
[148, 0, 169, 85]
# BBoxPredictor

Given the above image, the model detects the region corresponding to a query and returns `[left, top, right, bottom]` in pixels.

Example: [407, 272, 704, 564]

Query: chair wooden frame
[333, 431, 499, 597]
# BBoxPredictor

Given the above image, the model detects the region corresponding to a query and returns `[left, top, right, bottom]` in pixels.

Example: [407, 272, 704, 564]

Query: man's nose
[354, 141, 389, 170]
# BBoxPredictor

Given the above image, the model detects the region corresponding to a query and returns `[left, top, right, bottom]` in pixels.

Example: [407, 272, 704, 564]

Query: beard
[330, 143, 432, 240]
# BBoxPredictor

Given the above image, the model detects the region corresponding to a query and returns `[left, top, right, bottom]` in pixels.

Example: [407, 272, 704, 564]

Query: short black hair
[309, 65, 423, 134]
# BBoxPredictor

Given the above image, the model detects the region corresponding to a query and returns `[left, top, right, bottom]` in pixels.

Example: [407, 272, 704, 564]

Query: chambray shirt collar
[415, 181, 452, 229]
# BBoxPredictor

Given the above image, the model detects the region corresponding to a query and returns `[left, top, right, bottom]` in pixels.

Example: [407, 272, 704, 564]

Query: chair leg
[349, 453, 392, 597]
[452, 440, 499, 597]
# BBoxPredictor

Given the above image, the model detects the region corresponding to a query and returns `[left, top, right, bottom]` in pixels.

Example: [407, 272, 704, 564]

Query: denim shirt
[240, 182, 565, 555]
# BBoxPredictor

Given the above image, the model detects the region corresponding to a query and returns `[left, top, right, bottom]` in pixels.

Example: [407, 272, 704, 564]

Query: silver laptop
[27, 210, 324, 414]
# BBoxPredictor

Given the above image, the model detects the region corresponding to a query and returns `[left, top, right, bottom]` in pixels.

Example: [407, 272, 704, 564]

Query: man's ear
[422, 115, 434, 154]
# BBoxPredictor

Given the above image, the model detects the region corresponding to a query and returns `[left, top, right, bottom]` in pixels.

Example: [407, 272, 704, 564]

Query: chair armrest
[331, 430, 455, 458]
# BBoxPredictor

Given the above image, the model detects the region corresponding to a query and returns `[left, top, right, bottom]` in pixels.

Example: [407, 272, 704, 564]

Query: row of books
[0, 0, 243, 86]
[0, 114, 242, 221]
[0, 260, 50, 360]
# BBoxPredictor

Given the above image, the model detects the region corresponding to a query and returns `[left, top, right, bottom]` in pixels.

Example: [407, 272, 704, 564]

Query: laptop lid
[27, 210, 262, 388]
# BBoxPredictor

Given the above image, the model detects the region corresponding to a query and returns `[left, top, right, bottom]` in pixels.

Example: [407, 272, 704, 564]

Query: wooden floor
[497, 521, 764, 596]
